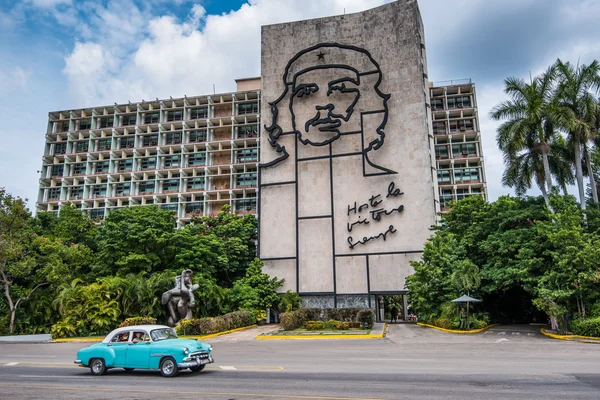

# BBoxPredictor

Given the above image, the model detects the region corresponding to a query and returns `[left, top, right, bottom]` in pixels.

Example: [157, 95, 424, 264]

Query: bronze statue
[161, 269, 199, 326]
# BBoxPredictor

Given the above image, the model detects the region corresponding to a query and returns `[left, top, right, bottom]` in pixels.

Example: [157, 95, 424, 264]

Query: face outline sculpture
[290, 66, 361, 147]
[263, 42, 396, 176]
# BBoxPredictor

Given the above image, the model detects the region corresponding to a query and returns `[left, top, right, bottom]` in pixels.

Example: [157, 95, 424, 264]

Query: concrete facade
[259, 1, 438, 307]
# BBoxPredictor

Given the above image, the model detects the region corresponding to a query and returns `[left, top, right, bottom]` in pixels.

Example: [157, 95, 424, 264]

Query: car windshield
[150, 328, 178, 341]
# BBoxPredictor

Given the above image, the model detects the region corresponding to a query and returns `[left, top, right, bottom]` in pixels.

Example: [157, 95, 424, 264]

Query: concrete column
[403, 294, 408, 322]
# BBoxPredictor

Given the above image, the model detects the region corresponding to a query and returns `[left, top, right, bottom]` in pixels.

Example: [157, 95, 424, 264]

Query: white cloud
[26, 0, 72, 8]
[0, 67, 29, 92]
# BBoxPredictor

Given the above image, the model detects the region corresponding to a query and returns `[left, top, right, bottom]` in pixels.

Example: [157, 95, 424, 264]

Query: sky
[1, 0, 599, 210]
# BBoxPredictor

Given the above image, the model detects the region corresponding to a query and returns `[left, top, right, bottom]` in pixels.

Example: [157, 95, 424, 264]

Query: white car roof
[101, 325, 172, 343]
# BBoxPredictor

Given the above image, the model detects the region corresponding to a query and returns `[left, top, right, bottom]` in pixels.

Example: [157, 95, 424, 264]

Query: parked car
[74, 325, 214, 377]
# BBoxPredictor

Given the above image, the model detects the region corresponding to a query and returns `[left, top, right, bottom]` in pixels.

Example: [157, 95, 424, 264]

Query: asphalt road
[1, 324, 599, 399]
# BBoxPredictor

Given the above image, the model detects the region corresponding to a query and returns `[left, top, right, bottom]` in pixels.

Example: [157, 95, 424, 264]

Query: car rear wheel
[190, 364, 205, 373]
[160, 357, 179, 377]
[90, 358, 106, 376]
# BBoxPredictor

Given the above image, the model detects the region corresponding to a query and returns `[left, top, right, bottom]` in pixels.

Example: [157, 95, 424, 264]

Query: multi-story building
[37, 78, 261, 226]
[430, 79, 488, 211]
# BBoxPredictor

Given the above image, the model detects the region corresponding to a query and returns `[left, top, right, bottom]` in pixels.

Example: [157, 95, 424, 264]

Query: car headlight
[208, 345, 212, 352]
[183, 348, 189, 355]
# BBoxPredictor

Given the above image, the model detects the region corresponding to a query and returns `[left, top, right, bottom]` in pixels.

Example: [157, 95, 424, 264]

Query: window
[72, 163, 86, 175]
[237, 149, 258, 163]
[79, 120, 91, 130]
[456, 96, 471, 108]
[435, 145, 449, 159]
[90, 209, 105, 219]
[140, 157, 156, 170]
[142, 135, 159, 147]
[61, 122, 70, 132]
[54, 143, 67, 155]
[92, 185, 107, 197]
[185, 202, 203, 214]
[190, 108, 208, 119]
[94, 161, 109, 174]
[51, 165, 64, 176]
[189, 130, 207, 143]
[121, 137, 135, 149]
[98, 117, 114, 129]
[162, 179, 179, 191]
[437, 170, 451, 184]
[76, 141, 89, 153]
[70, 186, 83, 199]
[237, 125, 257, 138]
[431, 98, 444, 110]
[48, 187, 61, 199]
[188, 153, 206, 166]
[432, 122, 446, 135]
[145, 113, 160, 124]
[454, 168, 479, 182]
[238, 102, 259, 115]
[164, 155, 181, 168]
[139, 181, 155, 194]
[187, 178, 205, 190]
[165, 132, 182, 144]
[160, 203, 178, 212]
[123, 115, 137, 126]
[118, 159, 133, 171]
[97, 139, 112, 151]
[166, 110, 183, 122]
[115, 182, 131, 196]
[451, 143, 477, 157]
[236, 172, 257, 186]
[235, 197, 256, 212]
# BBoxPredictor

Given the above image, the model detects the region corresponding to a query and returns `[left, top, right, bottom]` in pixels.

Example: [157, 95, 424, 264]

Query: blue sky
[1, 0, 599, 209]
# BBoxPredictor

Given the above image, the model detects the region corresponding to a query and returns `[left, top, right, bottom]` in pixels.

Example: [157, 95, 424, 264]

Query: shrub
[336, 321, 350, 330]
[174, 317, 229, 336]
[279, 290, 302, 312]
[51, 319, 78, 339]
[119, 317, 157, 328]
[306, 321, 325, 330]
[357, 309, 375, 329]
[280, 310, 307, 330]
[324, 319, 339, 330]
[348, 321, 362, 329]
[571, 316, 600, 337]
[175, 319, 196, 336]
[222, 311, 254, 330]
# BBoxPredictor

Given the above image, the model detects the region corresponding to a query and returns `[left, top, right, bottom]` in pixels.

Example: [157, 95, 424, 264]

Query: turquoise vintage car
[74, 325, 214, 377]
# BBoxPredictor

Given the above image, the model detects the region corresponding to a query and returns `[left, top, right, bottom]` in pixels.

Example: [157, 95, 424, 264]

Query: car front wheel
[90, 358, 106, 376]
[160, 357, 179, 377]
[190, 364, 205, 373]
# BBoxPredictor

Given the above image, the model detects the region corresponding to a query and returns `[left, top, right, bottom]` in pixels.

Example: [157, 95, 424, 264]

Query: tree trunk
[540, 183, 552, 211]
[2, 272, 16, 334]
[541, 147, 553, 195]
[574, 139, 587, 211]
[585, 147, 599, 203]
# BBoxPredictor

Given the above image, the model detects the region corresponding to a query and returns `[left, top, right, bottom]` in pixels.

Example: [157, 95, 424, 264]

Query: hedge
[280, 308, 376, 330]
[571, 316, 600, 337]
[174, 311, 255, 336]
[119, 317, 157, 327]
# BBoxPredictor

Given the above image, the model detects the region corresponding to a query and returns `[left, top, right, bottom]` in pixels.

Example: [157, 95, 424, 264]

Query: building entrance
[375, 293, 415, 323]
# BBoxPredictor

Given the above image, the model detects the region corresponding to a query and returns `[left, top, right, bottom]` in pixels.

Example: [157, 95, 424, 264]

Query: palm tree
[491, 66, 559, 209]
[554, 59, 600, 210]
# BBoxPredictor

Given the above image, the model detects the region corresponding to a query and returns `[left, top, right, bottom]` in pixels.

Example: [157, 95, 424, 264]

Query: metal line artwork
[260, 42, 405, 300]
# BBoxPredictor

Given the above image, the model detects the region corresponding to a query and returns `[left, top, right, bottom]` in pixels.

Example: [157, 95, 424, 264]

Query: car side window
[111, 331, 130, 343]
[132, 331, 146, 343]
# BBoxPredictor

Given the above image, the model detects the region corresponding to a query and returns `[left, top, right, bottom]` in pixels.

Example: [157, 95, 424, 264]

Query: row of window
[50, 127, 258, 155]
[437, 168, 481, 184]
[432, 120, 476, 134]
[435, 143, 478, 158]
[431, 96, 472, 110]
[54, 103, 259, 132]
[47, 151, 258, 176]
[44, 175, 258, 199]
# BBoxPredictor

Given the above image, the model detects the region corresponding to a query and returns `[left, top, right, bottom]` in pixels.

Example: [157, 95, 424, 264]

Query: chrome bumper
[74, 360, 86, 367]
[178, 354, 214, 368]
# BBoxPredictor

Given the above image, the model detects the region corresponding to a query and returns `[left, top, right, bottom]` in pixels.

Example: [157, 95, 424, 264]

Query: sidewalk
[0, 334, 51, 343]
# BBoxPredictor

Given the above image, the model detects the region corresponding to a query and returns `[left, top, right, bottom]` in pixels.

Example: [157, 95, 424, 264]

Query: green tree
[52, 203, 97, 246]
[230, 258, 283, 311]
[491, 66, 564, 210]
[555, 59, 600, 209]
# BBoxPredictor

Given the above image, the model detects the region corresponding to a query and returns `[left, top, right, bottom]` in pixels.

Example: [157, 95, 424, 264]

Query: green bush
[174, 317, 229, 336]
[336, 321, 350, 330]
[588, 303, 600, 318]
[51, 319, 78, 339]
[119, 317, 157, 328]
[324, 319, 339, 330]
[222, 311, 254, 329]
[279, 290, 302, 313]
[280, 310, 307, 330]
[571, 316, 600, 337]
[357, 309, 375, 328]
[305, 321, 325, 330]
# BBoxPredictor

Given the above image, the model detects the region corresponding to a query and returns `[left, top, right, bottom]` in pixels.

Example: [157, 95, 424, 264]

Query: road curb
[540, 328, 600, 343]
[416, 322, 497, 334]
[255, 323, 387, 340]
[51, 324, 258, 343]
